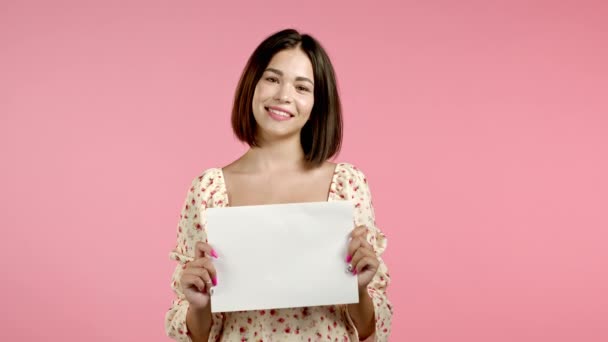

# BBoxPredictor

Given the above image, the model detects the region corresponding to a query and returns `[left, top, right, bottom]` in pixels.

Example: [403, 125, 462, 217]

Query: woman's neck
[242, 136, 307, 173]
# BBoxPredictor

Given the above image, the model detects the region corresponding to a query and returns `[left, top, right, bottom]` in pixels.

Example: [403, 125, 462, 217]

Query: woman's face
[251, 48, 315, 142]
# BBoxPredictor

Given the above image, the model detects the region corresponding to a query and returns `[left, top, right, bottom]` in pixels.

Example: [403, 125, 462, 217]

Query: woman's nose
[274, 83, 292, 102]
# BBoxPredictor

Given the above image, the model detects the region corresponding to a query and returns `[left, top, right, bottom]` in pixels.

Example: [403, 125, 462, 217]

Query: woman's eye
[266, 77, 278, 83]
[297, 86, 310, 92]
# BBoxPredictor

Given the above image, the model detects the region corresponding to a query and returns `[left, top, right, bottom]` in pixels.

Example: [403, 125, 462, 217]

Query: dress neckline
[216, 162, 343, 208]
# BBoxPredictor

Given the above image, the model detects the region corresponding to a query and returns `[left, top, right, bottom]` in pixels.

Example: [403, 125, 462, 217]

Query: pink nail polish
[210, 249, 218, 259]
[353, 269, 357, 275]
[212, 276, 217, 286]
[346, 255, 352, 263]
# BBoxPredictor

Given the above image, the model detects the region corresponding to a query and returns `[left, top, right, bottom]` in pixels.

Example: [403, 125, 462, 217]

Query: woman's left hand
[346, 225, 379, 291]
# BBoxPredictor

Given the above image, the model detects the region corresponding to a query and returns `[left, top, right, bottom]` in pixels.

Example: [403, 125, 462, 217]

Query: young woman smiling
[165, 29, 392, 342]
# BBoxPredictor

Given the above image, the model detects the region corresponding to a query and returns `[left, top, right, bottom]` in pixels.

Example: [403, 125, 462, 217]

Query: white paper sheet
[205, 201, 358, 313]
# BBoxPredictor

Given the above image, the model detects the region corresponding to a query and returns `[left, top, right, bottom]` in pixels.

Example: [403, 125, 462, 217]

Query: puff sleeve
[165, 172, 225, 341]
[340, 165, 393, 341]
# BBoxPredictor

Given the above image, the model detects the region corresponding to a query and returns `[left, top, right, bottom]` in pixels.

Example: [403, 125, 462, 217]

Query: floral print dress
[165, 163, 392, 341]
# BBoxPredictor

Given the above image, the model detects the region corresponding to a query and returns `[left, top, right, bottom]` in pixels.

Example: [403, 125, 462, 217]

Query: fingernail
[352, 269, 358, 275]
[212, 276, 217, 286]
[210, 249, 218, 259]
[346, 255, 352, 263]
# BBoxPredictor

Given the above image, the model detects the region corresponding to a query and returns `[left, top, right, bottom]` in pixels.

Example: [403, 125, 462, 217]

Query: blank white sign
[205, 201, 358, 313]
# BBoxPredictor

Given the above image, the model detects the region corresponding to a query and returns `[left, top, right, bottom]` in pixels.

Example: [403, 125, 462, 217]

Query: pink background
[1, 0, 607, 341]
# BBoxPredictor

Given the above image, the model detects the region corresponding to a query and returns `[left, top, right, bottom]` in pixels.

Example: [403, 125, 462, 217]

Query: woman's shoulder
[332, 162, 373, 199]
[185, 167, 226, 202]
[334, 161, 369, 183]
[189, 167, 223, 186]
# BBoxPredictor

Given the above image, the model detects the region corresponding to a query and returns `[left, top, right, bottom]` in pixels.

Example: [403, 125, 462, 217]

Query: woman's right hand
[179, 241, 218, 310]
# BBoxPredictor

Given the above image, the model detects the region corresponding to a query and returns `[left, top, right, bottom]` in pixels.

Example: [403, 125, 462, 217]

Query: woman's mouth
[265, 107, 294, 121]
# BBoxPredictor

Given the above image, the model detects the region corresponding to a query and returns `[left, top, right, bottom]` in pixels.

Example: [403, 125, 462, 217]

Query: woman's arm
[347, 287, 376, 339]
[165, 171, 226, 341]
[186, 305, 213, 342]
[343, 165, 393, 341]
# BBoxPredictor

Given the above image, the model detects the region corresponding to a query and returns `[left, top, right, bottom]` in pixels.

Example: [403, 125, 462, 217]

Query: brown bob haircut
[231, 28, 343, 166]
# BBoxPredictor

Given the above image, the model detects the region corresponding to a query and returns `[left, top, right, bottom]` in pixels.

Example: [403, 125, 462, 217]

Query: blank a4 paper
[205, 201, 358, 313]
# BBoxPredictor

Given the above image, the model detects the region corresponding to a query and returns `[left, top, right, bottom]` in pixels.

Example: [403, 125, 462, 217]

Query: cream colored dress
[165, 163, 392, 341]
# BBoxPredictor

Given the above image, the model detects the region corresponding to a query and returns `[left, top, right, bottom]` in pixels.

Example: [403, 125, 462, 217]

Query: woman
[165, 29, 392, 341]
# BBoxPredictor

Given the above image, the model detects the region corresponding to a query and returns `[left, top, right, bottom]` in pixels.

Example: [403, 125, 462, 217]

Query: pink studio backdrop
[1, 0, 607, 341]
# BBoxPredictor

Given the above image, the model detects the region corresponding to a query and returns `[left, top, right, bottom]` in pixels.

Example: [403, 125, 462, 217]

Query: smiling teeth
[269, 109, 291, 117]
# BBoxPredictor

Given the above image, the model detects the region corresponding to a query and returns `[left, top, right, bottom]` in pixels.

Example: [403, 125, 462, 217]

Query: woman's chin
[257, 128, 302, 142]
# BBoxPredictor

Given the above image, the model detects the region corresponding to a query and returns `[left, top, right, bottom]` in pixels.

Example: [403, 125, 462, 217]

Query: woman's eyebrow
[265, 68, 314, 86]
